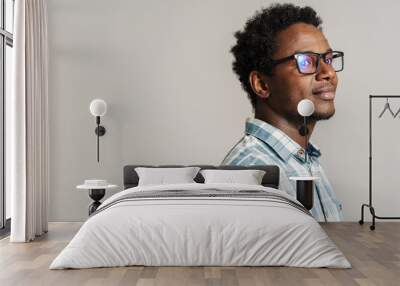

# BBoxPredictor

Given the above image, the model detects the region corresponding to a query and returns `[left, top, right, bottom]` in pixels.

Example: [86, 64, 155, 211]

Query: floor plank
[0, 222, 399, 285]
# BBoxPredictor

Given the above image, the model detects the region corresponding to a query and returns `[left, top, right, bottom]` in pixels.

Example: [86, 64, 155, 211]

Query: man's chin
[310, 109, 335, 121]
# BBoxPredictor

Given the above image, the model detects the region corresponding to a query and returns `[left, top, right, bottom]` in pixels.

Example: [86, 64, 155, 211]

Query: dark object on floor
[0, 218, 11, 239]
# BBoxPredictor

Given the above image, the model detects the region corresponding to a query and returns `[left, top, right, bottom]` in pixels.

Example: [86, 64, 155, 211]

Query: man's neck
[255, 106, 316, 149]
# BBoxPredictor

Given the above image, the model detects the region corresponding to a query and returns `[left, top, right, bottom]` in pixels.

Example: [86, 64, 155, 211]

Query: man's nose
[316, 59, 336, 81]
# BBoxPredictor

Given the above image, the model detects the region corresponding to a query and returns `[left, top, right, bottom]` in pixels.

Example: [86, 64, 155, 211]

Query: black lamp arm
[94, 116, 106, 162]
[304, 116, 308, 163]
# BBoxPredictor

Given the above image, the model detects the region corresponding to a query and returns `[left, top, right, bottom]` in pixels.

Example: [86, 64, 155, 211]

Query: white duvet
[50, 183, 351, 269]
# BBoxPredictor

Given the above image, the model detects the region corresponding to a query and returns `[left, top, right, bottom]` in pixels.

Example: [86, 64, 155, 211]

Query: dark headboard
[123, 165, 280, 189]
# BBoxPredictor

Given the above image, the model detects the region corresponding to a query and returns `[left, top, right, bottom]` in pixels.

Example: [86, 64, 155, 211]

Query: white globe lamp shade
[90, 99, 107, 117]
[297, 99, 314, 117]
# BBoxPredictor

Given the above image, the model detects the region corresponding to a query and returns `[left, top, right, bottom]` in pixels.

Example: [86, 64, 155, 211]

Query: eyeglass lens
[296, 52, 343, 74]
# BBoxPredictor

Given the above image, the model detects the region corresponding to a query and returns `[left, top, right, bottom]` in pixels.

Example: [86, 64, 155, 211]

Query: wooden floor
[0, 222, 399, 286]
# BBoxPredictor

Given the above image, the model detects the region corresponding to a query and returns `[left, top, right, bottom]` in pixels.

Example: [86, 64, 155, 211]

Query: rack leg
[359, 204, 377, 230]
[369, 206, 376, 231]
[359, 204, 367, 225]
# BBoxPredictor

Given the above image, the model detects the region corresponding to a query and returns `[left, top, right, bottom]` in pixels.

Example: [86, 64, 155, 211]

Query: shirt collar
[245, 118, 321, 163]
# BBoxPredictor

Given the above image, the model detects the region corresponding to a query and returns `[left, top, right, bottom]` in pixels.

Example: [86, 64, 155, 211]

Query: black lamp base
[95, 126, 106, 136]
[298, 125, 309, 136]
[296, 180, 314, 210]
[88, 189, 105, 215]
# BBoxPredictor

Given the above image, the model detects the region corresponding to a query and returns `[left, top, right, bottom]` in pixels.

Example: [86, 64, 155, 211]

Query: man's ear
[249, 71, 270, 99]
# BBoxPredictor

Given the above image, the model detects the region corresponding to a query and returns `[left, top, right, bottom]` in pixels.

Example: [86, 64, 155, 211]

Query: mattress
[50, 183, 351, 269]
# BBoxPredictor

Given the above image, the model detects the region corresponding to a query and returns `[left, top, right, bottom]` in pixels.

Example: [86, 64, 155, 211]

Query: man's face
[264, 23, 338, 122]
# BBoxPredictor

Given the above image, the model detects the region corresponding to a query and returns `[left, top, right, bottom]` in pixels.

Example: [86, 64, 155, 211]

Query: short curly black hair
[231, 3, 322, 109]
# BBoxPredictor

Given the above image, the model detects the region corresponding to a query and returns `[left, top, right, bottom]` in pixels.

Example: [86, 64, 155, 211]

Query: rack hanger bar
[370, 95, 400, 98]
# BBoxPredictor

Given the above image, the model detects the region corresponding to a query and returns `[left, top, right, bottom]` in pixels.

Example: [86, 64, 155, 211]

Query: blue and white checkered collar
[245, 117, 321, 162]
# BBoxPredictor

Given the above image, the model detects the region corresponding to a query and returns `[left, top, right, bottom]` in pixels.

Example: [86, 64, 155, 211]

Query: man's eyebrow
[294, 48, 333, 54]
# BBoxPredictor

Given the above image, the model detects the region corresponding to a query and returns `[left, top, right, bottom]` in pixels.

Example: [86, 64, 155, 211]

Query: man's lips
[312, 87, 336, 100]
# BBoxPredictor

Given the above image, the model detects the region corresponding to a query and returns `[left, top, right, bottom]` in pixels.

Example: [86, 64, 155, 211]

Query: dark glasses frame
[272, 50, 344, 75]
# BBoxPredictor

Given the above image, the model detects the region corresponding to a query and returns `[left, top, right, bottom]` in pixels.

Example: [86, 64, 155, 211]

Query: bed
[50, 165, 350, 269]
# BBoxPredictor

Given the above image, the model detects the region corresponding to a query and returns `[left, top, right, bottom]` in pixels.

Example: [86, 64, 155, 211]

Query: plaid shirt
[221, 118, 343, 222]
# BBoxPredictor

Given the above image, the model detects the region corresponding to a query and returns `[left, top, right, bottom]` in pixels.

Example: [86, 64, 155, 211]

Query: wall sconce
[89, 99, 107, 162]
[294, 99, 324, 220]
[297, 99, 314, 164]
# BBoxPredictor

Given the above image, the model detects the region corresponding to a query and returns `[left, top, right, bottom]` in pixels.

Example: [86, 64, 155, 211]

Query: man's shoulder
[221, 135, 281, 166]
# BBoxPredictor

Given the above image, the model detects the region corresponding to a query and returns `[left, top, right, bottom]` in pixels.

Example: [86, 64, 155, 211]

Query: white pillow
[135, 167, 201, 186]
[200, 169, 266, 185]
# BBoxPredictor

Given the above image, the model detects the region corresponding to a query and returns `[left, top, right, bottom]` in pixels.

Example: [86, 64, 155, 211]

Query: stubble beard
[310, 108, 335, 121]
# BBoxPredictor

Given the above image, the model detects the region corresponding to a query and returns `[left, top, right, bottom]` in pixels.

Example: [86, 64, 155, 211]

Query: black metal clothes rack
[359, 95, 400, 230]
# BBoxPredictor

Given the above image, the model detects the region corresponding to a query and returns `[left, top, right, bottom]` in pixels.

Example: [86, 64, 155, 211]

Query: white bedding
[50, 183, 351, 269]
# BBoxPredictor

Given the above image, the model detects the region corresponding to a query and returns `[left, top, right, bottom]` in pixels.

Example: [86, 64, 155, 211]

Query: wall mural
[221, 4, 344, 222]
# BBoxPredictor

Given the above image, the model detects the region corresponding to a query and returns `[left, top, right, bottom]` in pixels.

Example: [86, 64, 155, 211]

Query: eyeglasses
[272, 50, 344, 75]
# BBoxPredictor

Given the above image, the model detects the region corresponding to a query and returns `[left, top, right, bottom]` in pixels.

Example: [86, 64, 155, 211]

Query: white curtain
[8, 0, 49, 242]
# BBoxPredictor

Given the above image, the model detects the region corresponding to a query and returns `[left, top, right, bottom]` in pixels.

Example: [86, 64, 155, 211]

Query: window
[0, 0, 14, 233]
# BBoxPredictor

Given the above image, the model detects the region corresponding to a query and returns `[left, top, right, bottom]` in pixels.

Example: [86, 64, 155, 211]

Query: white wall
[47, 0, 400, 221]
